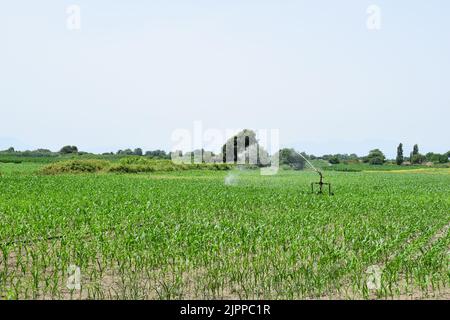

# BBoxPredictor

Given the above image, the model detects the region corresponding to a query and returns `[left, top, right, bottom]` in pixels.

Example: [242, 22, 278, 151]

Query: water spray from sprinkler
[224, 171, 239, 186]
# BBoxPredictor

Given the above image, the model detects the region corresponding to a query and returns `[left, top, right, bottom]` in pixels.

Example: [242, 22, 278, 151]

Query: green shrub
[323, 166, 361, 172]
[118, 156, 153, 165]
[328, 156, 340, 164]
[369, 156, 384, 165]
[108, 160, 232, 173]
[41, 157, 233, 174]
[0, 159, 22, 164]
[108, 164, 156, 173]
[41, 160, 110, 174]
[411, 153, 426, 164]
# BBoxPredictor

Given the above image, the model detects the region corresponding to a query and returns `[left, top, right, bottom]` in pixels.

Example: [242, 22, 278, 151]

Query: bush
[108, 160, 232, 173]
[41, 157, 233, 175]
[411, 154, 426, 164]
[369, 157, 384, 165]
[425, 152, 449, 164]
[41, 160, 110, 174]
[0, 159, 22, 164]
[119, 156, 153, 165]
[108, 164, 156, 173]
[324, 166, 361, 172]
[329, 156, 340, 164]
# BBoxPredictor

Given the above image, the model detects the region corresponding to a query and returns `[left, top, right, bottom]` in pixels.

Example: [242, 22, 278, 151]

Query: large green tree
[221, 129, 259, 164]
[59, 145, 78, 154]
[396, 143, 404, 165]
[276, 148, 305, 170]
[410, 144, 426, 164]
[411, 153, 426, 164]
[365, 149, 386, 165]
[426, 152, 449, 164]
[412, 144, 419, 156]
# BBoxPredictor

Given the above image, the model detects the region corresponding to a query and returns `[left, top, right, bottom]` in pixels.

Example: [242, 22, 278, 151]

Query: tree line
[396, 143, 449, 165]
[1, 137, 448, 167]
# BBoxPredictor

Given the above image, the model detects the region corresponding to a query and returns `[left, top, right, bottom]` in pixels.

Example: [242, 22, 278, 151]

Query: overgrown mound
[117, 156, 153, 165]
[41, 160, 110, 174]
[41, 157, 232, 174]
[108, 157, 232, 173]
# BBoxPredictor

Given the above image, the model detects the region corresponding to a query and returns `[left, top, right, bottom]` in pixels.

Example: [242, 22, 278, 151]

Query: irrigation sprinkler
[311, 170, 333, 195]
[295, 151, 334, 195]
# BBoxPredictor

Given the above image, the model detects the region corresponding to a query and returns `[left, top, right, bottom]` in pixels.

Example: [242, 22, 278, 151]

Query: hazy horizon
[2, 1, 449, 158]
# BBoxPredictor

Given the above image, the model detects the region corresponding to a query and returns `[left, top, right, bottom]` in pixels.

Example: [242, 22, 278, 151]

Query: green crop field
[0, 162, 449, 300]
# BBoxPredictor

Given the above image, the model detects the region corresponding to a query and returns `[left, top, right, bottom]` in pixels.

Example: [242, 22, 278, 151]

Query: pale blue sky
[1, 1, 449, 158]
